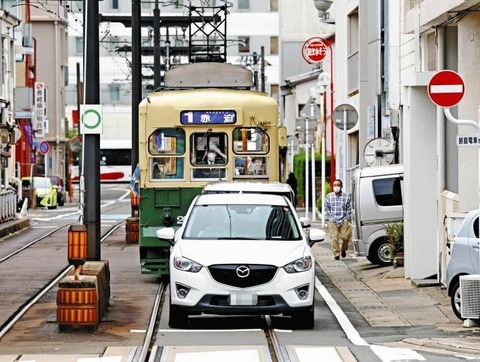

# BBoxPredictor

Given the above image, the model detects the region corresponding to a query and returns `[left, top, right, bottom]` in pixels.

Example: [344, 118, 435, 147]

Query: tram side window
[148, 128, 185, 180]
[233, 127, 269, 177]
[232, 127, 269, 153]
[234, 156, 268, 176]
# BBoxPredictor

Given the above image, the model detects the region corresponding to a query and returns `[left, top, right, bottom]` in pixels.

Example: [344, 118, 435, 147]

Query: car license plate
[230, 293, 258, 306]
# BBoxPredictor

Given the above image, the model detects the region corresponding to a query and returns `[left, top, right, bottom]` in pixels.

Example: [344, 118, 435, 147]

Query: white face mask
[333, 186, 341, 193]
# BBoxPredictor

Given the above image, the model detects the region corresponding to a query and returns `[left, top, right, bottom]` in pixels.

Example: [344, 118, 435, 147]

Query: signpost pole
[311, 100, 316, 222]
[305, 117, 309, 220]
[321, 94, 326, 228]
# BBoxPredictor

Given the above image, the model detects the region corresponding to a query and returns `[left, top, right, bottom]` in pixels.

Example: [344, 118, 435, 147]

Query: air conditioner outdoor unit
[460, 275, 480, 319]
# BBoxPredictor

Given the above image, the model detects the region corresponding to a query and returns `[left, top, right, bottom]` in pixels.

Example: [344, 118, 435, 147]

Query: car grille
[208, 264, 278, 288]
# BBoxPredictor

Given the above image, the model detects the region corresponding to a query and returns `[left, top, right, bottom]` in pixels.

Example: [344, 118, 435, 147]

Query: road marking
[315, 277, 426, 361]
[370, 345, 425, 362]
[315, 276, 368, 346]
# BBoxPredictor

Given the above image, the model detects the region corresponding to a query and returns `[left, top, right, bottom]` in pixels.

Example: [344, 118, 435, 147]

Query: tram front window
[191, 132, 228, 180]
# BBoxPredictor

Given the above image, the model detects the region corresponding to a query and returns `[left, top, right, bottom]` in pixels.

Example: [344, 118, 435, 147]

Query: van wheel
[367, 238, 391, 266]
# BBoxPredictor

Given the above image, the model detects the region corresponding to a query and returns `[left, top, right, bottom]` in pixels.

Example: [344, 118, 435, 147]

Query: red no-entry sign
[302, 37, 328, 64]
[428, 70, 465, 108]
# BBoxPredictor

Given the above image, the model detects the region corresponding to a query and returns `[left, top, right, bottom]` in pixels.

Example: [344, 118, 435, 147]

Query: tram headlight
[163, 209, 173, 226]
[173, 256, 203, 273]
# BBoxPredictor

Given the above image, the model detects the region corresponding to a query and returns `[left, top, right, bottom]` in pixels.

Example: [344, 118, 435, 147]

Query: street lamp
[316, 72, 330, 228]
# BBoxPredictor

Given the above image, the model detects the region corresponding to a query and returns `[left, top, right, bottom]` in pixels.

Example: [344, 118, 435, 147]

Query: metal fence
[0, 189, 17, 223]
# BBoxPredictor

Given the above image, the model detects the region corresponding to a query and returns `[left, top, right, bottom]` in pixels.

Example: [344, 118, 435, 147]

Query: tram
[138, 62, 287, 275]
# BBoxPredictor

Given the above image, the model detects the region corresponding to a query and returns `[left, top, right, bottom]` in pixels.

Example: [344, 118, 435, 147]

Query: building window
[238, 0, 250, 10]
[425, 31, 437, 71]
[110, 85, 120, 102]
[111, 0, 119, 10]
[270, 0, 278, 11]
[75, 37, 83, 55]
[270, 36, 278, 55]
[269, 84, 279, 101]
[238, 36, 250, 53]
[347, 9, 359, 95]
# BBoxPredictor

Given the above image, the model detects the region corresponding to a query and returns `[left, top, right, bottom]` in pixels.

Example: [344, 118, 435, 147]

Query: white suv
[157, 193, 325, 329]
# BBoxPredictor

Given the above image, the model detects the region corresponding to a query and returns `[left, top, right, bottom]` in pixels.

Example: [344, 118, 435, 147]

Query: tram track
[140, 284, 287, 362]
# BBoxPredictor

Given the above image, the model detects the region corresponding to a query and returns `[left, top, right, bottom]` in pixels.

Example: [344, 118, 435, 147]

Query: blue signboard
[180, 110, 236, 125]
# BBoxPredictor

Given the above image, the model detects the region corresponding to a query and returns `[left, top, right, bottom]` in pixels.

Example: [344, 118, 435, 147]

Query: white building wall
[458, 13, 480, 212]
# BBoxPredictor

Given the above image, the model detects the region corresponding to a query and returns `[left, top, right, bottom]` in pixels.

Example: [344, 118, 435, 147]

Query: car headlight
[173, 256, 203, 273]
[283, 256, 312, 273]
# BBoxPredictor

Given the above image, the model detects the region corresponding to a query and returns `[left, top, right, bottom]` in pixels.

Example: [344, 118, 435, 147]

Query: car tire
[291, 305, 314, 329]
[367, 238, 392, 266]
[169, 301, 189, 328]
[450, 280, 465, 321]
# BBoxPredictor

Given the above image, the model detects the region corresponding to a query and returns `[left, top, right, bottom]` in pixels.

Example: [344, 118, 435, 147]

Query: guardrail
[0, 189, 18, 223]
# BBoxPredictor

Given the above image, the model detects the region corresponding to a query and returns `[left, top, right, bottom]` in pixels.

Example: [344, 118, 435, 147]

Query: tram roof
[163, 62, 254, 89]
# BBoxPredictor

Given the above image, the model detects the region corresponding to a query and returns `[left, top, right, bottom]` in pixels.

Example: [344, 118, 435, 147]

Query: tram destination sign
[181, 110, 236, 125]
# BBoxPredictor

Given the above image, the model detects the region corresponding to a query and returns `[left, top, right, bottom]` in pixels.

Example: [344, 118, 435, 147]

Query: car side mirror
[156, 227, 176, 246]
[308, 228, 326, 246]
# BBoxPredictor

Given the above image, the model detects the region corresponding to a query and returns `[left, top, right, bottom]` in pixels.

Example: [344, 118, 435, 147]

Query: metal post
[305, 117, 309, 220]
[321, 92, 326, 228]
[311, 140, 316, 221]
[343, 108, 348, 192]
[132, 0, 141, 172]
[153, 0, 161, 89]
[310, 100, 316, 222]
[83, 0, 101, 261]
[290, 137, 294, 173]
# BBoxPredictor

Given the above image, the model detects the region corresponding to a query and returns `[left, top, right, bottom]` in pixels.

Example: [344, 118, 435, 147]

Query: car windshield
[183, 204, 301, 240]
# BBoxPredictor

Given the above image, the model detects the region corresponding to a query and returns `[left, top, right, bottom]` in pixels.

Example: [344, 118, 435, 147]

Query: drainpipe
[436, 27, 445, 283]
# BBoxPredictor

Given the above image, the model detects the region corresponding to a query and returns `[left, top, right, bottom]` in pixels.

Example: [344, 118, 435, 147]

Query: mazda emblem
[236, 265, 250, 278]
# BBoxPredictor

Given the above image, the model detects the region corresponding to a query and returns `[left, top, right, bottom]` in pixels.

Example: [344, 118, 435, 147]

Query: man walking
[324, 179, 352, 260]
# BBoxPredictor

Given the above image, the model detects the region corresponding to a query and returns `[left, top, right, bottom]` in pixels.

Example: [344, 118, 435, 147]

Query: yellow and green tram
[138, 62, 287, 275]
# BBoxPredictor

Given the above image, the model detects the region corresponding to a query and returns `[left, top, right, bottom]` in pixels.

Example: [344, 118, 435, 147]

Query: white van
[202, 181, 296, 206]
[351, 164, 404, 265]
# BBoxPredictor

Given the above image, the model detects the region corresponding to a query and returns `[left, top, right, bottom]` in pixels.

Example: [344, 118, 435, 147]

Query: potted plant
[384, 222, 404, 268]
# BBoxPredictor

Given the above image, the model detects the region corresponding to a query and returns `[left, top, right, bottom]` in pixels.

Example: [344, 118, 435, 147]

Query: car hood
[175, 239, 310, 266]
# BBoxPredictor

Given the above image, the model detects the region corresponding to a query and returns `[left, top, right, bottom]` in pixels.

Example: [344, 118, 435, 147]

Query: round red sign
[428, 70, 465, 108]
[302, 37, 328, 64]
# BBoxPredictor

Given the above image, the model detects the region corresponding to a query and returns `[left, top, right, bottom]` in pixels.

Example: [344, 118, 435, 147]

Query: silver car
[446, 210, 479, 320]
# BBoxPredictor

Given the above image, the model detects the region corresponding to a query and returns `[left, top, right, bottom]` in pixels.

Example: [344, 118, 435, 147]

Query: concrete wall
[458, 13, 480, 212]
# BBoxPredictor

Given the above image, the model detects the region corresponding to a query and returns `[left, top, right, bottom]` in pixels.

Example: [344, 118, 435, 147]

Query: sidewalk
[302, 209, 480, 358]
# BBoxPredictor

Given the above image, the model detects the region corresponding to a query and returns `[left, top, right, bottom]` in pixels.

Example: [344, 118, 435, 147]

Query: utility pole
[132, 0, 141, 172]
[83, 0, 101, 261]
